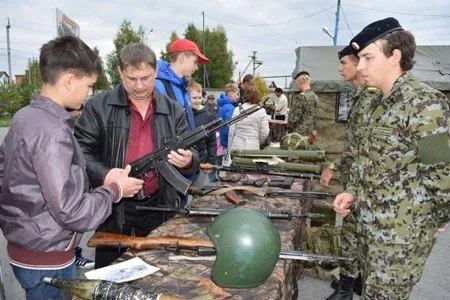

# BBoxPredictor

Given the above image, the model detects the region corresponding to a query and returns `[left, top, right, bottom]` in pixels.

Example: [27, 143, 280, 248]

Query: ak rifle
[135, 205, 325, 220]
[129, 102, 265, 197]
[188, 184, 333, 200]
[88, 232, 352, 264]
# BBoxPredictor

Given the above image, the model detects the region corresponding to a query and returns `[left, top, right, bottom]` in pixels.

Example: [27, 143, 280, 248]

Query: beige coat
[228, 103, 270, 151]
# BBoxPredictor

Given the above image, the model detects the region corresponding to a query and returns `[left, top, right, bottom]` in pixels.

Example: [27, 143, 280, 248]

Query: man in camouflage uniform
[334, 17, 450, 299]
[322, 45, 381, 299]
[287, 71, 318, 136]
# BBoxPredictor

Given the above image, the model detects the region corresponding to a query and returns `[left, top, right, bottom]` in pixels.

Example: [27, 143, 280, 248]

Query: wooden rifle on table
[87, 232, 352, 264]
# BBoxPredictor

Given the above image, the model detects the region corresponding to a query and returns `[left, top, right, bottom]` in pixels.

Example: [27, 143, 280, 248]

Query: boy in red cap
[155, 39, 209, 132]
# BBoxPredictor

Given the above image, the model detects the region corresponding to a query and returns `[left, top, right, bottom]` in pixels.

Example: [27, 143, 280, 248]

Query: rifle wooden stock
[87, 232, 214, 250]
[224, 190, 246, 206]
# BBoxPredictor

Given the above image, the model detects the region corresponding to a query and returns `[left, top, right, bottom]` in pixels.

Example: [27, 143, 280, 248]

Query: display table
[114, 176, 308, 299]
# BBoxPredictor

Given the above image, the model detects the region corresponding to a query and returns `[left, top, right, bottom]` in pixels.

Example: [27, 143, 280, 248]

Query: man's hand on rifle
[168, 149, 193, 170]
[104, 165, 145, 198]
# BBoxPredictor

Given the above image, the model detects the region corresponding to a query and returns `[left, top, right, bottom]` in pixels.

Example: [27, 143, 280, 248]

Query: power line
[344, 3, 450, 18]
[205, 4, 336, 27]
[340, 6, 354, 37]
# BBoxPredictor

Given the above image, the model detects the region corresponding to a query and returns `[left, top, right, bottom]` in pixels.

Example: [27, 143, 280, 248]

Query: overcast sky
[1, 0, 449, 88]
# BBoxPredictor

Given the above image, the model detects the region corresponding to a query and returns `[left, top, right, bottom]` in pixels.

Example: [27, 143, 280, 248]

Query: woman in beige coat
[228, 88, 270, 151]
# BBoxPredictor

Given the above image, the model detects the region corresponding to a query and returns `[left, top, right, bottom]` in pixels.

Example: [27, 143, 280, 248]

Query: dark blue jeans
[11, 262, 76, 300]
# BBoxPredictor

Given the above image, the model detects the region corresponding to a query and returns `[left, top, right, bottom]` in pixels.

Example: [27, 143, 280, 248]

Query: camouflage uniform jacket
[347, 73, 450, 243]
[331, 86, 381, 180]
[287, 89, 318, 135]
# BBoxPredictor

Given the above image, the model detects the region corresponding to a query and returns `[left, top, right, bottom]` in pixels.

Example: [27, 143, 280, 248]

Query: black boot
[325, 275, 354, 300]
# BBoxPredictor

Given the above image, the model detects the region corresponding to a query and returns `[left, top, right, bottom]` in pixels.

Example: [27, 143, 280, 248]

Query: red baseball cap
[168, 39, 209, 64]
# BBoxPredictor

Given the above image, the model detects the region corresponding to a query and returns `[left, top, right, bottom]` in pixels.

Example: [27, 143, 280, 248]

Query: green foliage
[0, 81, 37, 116]
[254, 76, 269, 97]
[106, 19, 145, 87]
[160, 23, 235, 89]
[92, 47, 110, 90]
[160, 32, 179, 62]
[21, 58, 42, 88]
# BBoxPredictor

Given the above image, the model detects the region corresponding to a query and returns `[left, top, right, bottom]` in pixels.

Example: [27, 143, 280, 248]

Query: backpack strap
[159, 78, 176, 101]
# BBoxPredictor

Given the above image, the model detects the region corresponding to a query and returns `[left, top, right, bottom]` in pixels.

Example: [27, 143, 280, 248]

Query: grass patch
[0, 117, 12, 127]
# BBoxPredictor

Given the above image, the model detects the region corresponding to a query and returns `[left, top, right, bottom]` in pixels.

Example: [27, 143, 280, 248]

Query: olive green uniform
[287, 89, 318, 135]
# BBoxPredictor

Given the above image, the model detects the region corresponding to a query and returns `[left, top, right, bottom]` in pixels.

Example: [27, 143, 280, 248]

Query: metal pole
[202, 11, 207, 88]
[6, 18, 12, 83]
[252, 51, 256, 77]
[333, 0, 341, 46]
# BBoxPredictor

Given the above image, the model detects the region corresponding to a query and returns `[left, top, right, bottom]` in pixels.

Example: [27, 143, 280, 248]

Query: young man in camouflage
[287, 71, 318, 135]
[322, 45, 381, 299]
[334, 17, 450, 299]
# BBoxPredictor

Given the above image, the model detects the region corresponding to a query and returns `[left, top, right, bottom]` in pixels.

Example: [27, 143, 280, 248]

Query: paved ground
[0, 127, 448, 299]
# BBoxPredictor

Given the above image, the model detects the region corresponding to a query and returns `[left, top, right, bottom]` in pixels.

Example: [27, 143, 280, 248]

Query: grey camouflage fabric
[347, 73, 450, 298]
[287, 90, 318, 135]
[332, 86, 381, 185]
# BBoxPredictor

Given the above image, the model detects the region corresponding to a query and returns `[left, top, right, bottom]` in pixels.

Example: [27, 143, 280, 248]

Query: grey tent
[291, 45, 450, 92]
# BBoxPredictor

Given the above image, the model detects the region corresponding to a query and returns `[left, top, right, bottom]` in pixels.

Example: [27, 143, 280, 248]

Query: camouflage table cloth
[116, 175, 308, 300]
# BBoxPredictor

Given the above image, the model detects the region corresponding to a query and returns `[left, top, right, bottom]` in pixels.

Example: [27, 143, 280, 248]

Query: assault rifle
[188, 185, 333, 200]
[88, 232, 352, 264]
[135, 205, 325, 220]
[129, 103, 265, 197]
[200, 162, 321, 180]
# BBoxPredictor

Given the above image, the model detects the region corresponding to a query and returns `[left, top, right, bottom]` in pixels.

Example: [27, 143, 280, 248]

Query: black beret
[350, 17, 403, 54]
[338, 45, 353, 59]
[294, 71, 310, 79]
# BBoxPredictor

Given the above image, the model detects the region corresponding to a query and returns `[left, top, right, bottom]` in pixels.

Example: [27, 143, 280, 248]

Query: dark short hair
[275, 87, 283, 93]
[242, 74, 254, 84]
[119, 43, 157, 71]
[39, 36, 101, 84]
[379, 30, 416, 71]
[294, 71, 309, 80]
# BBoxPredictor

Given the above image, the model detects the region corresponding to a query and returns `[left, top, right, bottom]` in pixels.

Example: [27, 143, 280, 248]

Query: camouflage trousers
[357, 229, 437, 299]
[339, 209, 359, 278]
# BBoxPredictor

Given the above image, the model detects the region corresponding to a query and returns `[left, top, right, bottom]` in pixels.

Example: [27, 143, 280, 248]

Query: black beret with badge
[350, 17, 403, 54]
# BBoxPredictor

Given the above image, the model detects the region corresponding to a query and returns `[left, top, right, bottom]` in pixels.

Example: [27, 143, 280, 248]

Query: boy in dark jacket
[0, 36, 143, 299]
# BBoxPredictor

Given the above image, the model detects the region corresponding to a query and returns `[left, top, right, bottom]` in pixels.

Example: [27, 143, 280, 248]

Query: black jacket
[192, 106, 217, 164]
[74, 84, 199, 233]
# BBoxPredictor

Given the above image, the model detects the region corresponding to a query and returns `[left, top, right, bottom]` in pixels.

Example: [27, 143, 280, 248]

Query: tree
[160, 24, 235, 89]
[159, 32, 179, 62]
[106, 20, 145, 87]
[92, 47, 110, 90]
[21, 58, 42, 88]
[254, 76, 269, 98]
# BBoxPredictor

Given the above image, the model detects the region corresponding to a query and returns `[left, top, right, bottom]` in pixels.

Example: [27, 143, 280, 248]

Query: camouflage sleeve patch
[417, 132, 450, 164]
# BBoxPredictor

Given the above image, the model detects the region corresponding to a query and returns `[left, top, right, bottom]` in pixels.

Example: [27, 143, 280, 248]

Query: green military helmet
[207, 207, 281, 288]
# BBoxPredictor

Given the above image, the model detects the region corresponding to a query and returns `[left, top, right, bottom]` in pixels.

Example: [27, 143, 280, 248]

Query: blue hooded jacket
[217, 92, 237, 148]
[155, 60, 196, 131]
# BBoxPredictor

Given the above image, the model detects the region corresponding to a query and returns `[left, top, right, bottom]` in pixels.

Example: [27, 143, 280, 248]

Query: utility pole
[6, 17, 12, 83]
[250, 51, 263, 77]
[202, 11, 209, 88]
[333, 0, 341, 46]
